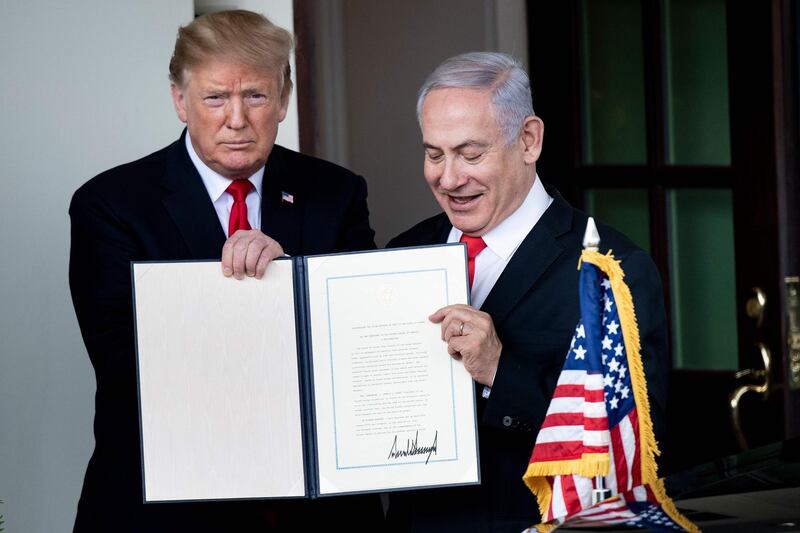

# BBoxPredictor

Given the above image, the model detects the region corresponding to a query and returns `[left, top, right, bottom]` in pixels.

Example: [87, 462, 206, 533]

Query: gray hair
[416, 52, 534, 145]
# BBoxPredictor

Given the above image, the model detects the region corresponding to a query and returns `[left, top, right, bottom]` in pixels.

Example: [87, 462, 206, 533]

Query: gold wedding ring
[459, 322, 465, 336]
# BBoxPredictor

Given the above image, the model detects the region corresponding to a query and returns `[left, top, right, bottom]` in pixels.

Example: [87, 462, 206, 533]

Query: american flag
[281, 191, 294, 204]
[523, 250, 697, 532]
[554, 485, 691, 531]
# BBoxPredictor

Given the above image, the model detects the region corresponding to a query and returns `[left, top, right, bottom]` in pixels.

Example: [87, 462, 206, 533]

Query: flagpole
[582, 217, 600, 252]
[582, 217, 612, 505]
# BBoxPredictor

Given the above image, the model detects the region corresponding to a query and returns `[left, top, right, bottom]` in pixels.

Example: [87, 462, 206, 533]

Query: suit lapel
[479, 189, 574, 327]
[160, 134, 227, 259]
[426, 214, 454, 245]
[260, 146, 304, 256]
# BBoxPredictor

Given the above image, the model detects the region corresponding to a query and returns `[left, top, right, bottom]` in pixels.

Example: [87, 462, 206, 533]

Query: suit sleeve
[69, 187, 140, 383]
[480, 336, 568, 434]
[336, 174, 376, 251]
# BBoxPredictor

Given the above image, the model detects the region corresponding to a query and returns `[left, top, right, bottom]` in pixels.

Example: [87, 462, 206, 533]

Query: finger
[429, 304, 474, 323]
[443, 309, 483, 342]
[448, 335, 470, 357]
[429, 306, 450, 323]
[231, 235, 252, 280]
[245, 238, 265, 277]
[447, 343, 462, 359]
[440, 313, 463, 342]
[254, 242, 282, 279]
[221, 232, 241, 277]
[254, 248, 272, 279]
[443, 317, 466, 343]
[433, 306, 471, 340]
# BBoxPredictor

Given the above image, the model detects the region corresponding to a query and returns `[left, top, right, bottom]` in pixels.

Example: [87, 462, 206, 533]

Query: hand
[221, 229, 284, 280]
[429, 304, 501, 387]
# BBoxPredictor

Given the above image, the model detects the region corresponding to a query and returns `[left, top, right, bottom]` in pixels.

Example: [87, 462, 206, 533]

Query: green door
[528, 0, 798, 472]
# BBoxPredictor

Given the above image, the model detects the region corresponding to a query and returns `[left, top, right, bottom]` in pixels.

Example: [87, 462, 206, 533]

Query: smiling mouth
[446, 193, 482, 209]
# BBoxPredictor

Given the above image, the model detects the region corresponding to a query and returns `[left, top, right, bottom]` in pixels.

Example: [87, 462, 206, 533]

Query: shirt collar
[185, 132, 264, 202]
[449, 175, 553, 260]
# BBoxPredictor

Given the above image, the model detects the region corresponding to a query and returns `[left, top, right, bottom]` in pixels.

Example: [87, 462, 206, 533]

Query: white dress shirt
[185, 133, 264, 237]
[447, 176, 552, 396]
[447, 175, 553, 309]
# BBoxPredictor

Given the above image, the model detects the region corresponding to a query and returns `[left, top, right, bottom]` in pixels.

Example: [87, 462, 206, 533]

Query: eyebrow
[201, 82, 270, 93]
[241, 87, 268, 95]
[423, 140, 488, 151]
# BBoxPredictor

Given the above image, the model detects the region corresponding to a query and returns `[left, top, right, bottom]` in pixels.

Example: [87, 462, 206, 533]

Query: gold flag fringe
[523, 454, 610, 479]
[650, 477, 702, 533]
[580, 250, 660, 487]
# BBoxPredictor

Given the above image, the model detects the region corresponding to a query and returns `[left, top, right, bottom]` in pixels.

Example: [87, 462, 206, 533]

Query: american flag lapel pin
[281, 191, 294, 204]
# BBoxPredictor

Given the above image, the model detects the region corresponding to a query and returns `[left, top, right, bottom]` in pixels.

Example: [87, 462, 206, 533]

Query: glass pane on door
[580, 0, 647, 164]
[664, 0, 731, 165]
[584, 188, 651, 252]
[668, 188, 737, 370]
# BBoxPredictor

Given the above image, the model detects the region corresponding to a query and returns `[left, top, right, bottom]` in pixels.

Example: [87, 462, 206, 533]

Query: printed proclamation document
[133, 245, 479, 502]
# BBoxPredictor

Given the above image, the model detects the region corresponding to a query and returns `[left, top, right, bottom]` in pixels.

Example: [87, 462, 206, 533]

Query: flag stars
[609, 396, 619, 409]
[608, 359, 620, 373]
[604, 374, 614, 388]
[615, 380, 623, 393]
[601, 278, 611, 290]
[620, 386, 630, 399]
[573, 345, 587, 360]
[602, 336, 613, 351]
[606, 320, 619, 335]
[604, 296, 614, 312]
[576, 324, 585, 338]
[614, 343, 624, 357]
[618, 365, 627, 379]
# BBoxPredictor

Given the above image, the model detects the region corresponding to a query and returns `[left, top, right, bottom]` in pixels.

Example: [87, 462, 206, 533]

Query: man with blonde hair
[70, 10, 378, 531]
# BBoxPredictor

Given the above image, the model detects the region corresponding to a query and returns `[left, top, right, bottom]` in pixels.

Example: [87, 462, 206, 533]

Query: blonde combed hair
[169, 10, 294, 100]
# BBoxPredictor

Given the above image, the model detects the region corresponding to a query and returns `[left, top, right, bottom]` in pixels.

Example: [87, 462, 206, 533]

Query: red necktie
[226, 180, 253, 236]
[460, 234, 487, 289]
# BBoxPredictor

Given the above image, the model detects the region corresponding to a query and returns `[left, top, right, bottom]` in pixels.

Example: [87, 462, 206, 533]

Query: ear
[520, 115, 544, 165]
[277, 90, 290, 123]
[170, 83, 188, 124]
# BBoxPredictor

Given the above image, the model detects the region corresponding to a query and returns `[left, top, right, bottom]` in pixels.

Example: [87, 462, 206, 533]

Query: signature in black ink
[387, 430, 438, 464]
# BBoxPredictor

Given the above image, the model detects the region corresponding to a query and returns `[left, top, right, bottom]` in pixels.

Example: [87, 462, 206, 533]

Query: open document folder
[132, 244, 480, 503]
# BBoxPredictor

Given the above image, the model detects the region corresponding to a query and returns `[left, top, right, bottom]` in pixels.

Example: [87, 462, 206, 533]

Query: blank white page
[133, 260, 305, 502]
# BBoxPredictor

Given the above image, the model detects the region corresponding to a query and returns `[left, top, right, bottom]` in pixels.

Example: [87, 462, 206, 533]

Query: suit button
[502, 416, 513, 427]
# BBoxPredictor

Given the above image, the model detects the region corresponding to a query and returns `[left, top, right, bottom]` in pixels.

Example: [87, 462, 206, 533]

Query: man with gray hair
[70, 10, 379, 532]
[388, 52, 668, 531]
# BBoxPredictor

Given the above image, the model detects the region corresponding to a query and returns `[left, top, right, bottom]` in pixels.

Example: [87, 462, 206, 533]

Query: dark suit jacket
[386, 184, 668, 532]
[69, 132, 380, 532]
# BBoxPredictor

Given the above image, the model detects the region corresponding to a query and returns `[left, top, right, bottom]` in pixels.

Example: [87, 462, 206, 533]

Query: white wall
[0, 1, 296, 532]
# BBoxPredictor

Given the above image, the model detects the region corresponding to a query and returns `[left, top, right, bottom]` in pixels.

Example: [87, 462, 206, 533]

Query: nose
[438, 158, 465, 191]
[226, 96, 246, 130]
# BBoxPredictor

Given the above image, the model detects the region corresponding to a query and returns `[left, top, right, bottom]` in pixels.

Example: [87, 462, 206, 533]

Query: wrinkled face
[171, 60, 289, 180]
[420, 88, 542, 236]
